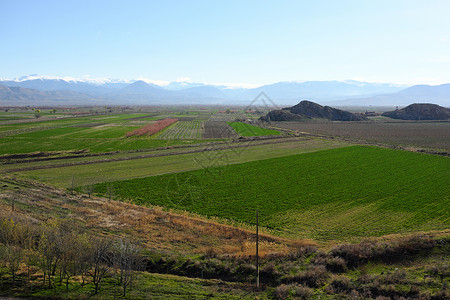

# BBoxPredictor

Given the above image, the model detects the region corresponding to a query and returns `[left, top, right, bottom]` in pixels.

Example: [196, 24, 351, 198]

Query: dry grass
[0, 175, 308, 257]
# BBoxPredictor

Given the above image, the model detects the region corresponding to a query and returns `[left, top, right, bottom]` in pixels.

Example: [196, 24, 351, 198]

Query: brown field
[203, 121, 238, 138]
[126, 118, 178, 137]
[272, 121, 450, 151]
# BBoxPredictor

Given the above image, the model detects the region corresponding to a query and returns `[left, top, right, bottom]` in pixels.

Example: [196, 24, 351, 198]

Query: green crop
[92, 146, 449, 240]
[228, 122, 280, 136]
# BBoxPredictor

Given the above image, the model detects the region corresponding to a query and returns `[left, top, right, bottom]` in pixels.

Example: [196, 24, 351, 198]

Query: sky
[1, 0, 450, 86]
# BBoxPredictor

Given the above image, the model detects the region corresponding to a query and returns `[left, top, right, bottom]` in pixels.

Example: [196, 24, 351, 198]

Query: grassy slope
[228, 122, 280, 136]
[92, 146, 449, 241]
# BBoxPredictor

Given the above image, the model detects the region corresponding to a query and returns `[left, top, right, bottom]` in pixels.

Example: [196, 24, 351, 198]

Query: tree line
[0, 214, 144, 297]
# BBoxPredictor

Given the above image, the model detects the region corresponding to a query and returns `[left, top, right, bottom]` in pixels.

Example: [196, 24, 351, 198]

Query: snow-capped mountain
[1, 75, 448, 106]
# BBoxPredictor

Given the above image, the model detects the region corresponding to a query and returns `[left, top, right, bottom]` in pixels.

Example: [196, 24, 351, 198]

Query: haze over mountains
[0, 75, 449, 107]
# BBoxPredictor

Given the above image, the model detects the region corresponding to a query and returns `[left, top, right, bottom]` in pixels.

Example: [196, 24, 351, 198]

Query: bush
[275, 284, 290, 300]
[432, 289, 450, 300]
[283, 265, 328, 288]
[383, 269, 407, 284]
[331, 236, 437, 267]
[260, 263, 279, 285]
[275, 283, 313, 300]
[427, 264, 449, 282]
[325, 276, 352, 294]
[291, 284, 313, 299]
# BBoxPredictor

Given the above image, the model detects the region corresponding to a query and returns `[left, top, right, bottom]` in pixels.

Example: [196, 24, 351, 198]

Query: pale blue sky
[1, 0, 450, 86]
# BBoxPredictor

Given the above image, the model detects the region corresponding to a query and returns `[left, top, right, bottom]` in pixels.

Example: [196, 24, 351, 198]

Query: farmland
[0, 112, 209, 155]
[228, 122, 281, 136]
[13, 138, 348, 187]
[126, 118, 178, 137]
[1, 106, 449, 299]
[91, 146, 449, 241]
[203, 120, 238, 138]
[272, 120, 450, 151]
[157, 120, 204, 139]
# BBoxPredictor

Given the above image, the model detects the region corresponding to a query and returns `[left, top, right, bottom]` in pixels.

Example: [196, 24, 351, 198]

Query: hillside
[261, 100, 367, 121]
[382, 103, 450, 120]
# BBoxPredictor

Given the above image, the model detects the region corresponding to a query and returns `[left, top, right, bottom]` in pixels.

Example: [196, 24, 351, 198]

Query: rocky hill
[382, 103, 450, 120]
[261, 109, 311, 121]
[261, 100, 367, 121]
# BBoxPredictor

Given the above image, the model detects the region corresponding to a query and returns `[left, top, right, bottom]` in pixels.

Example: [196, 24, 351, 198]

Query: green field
[228, 122, 281, 136]
[16, 139, 347, 187]
[0, 136, 206, 155]
[91, 146, 449, 240]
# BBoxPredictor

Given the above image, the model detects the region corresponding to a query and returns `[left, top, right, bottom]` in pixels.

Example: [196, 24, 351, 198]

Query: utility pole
[256, 209, 260, 288]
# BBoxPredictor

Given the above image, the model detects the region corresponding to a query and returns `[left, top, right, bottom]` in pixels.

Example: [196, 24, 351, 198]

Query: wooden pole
[256, 209, 260, 288]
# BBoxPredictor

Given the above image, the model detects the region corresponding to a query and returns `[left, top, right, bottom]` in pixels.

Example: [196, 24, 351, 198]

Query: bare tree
[112, 239, 144, 297]
[5, 245, 23, 285]
[0, 245, 7, 277]
[106, 185, 115, 201]
[87, 237, 112, 295]
[75, 233, 92, 287]
[59, 231, 82, 293]
[84, 185, 95, 198]
[37, 226, 62, 287]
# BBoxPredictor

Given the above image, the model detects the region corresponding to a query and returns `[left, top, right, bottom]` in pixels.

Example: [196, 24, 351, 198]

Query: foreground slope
[93, 146, 449, 241]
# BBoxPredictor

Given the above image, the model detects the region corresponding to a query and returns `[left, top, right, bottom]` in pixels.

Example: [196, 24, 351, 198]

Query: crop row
[126, 118, 178, 137]
[157, 121, 204, 139]
[92, 146, 450, 240]
[203, 121, 238, 138]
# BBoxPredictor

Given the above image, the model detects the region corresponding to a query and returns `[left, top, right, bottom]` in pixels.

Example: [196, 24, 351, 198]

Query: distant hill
[244, 80, 405, 103]
[1, 76, 449, 106]
[0, 84, 103, 105]
[334, 84, 450, 106]
[261, 100, 367, 121]
[382, 103, 450, 120]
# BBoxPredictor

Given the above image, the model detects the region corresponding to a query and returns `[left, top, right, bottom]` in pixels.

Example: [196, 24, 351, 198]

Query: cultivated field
[228, 122, 281, 136]
[13, 138, 347, 187]
[91, 146, 449, 241]
[272, 120, 450, 151]
[203, 121, 238, 138]
[0, 106, 449, 299]
[157, 120, 204, 139]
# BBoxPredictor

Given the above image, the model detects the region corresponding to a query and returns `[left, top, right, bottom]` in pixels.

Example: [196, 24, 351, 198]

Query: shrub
[291, 284, 313, 299]
[275, 283, 313, 300]
[325, 276, 352, 294]
[432, 289, 450, 300]
[283, 264, 328, 288]
[260, 262, 279, 285]
[275, 284, 290, 300]
[331, 236, 437, 267]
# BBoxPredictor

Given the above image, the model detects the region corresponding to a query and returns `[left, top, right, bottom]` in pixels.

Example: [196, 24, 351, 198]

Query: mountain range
[0, 76, 449, 107]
